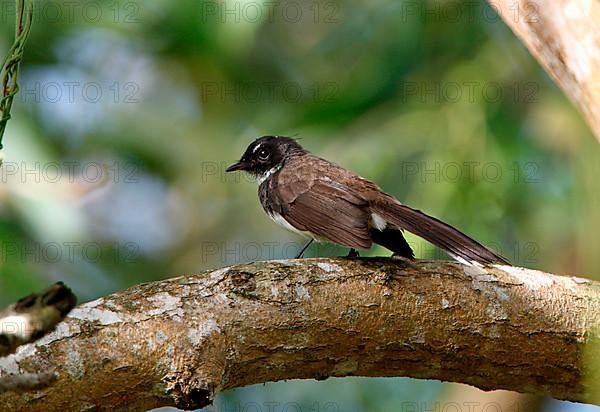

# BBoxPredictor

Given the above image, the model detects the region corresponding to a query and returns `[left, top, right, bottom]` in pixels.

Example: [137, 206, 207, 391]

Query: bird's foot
[346, 248, 360, 258]
[391, 252, 414, 260]
[390, 253, 418, 269]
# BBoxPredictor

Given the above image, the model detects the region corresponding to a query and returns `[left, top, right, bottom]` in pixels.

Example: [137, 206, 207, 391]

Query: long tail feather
[372, 198, 510, 265]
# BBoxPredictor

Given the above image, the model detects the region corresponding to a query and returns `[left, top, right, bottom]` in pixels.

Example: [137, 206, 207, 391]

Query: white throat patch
[256, 165, 282, 185]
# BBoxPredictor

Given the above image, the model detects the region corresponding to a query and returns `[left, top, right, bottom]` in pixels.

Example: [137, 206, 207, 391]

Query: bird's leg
[295, 239, 314, 259]
[346, 248, 360, 258]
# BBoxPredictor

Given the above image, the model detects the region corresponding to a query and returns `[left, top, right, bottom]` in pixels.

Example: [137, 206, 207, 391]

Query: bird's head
[226, 136, 306, 178]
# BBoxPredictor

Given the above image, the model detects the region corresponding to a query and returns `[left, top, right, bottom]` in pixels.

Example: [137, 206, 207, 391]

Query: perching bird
[226, 136, 509, 265]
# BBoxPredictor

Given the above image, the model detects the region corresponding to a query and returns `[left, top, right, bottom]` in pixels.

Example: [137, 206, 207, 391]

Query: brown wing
[271, 157, 372, 249]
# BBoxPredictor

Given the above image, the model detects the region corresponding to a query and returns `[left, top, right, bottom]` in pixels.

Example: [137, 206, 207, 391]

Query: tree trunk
[488, 0, 600, 141]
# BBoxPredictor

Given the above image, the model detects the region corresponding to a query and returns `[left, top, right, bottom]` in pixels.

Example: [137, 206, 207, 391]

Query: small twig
[0, 372, 56, 394]
[0, 282, 76, 394]
[0, 282, 77, 357]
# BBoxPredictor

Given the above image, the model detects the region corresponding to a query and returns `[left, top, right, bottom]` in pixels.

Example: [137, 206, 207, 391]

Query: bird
[226, 136, 509, 266]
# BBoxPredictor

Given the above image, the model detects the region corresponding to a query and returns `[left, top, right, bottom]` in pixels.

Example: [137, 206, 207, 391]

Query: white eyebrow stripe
[252, 143, 263, 153]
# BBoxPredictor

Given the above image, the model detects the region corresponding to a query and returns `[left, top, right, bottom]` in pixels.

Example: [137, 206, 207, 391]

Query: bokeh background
[1, 0, 599, 411]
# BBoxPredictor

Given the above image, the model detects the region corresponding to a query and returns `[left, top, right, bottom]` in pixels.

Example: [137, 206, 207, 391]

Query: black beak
[226, 161, 247, 172]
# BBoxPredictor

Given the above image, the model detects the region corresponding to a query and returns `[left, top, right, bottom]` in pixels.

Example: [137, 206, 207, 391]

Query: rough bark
[488, 0, 600, 141]
[0, 258, 598, 411]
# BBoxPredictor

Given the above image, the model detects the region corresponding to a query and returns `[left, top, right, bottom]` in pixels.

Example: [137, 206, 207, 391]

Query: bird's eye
[257, 148, 270, 161]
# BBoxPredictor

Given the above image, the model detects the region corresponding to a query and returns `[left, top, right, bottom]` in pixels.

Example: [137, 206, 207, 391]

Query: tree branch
[0, 258, 598, 410]
[488, 0, 600, 142]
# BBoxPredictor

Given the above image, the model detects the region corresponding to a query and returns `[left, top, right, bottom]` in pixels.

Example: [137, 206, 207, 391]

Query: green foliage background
[1, 0, 599, 411]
